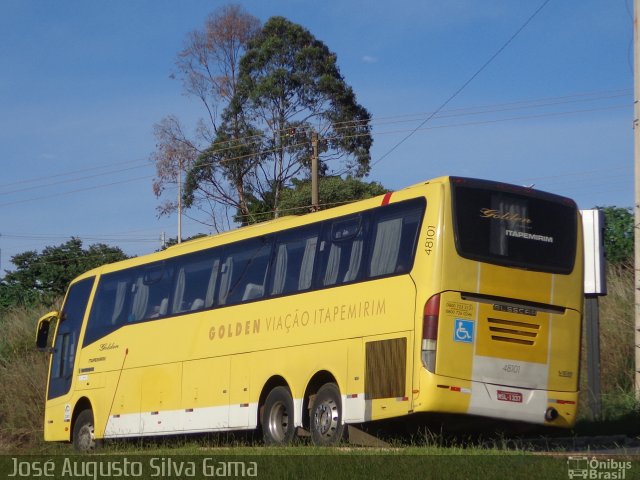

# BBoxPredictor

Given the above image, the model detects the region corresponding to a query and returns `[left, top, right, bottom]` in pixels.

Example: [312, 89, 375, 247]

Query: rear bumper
[415, 373, 578, 427]
[466, 381, 577, 427]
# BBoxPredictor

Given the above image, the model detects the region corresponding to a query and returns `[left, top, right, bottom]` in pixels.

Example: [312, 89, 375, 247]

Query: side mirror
[36, 311, 58, 351]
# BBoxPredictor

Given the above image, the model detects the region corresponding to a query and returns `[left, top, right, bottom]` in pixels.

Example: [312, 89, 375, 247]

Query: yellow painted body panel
[41, 177, 584, 443]
[43, 398, 71, 442]
[182, 356, 230, 410]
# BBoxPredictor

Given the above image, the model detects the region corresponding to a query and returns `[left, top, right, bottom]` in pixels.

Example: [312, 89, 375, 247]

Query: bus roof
[70, 180, 438, 283]
[68, 175, 574, 285]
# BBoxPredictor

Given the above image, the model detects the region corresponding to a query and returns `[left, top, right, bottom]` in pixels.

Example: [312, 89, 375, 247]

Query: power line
[0, 175, 153, 208]
[0, 157, 149, 189]
[0, 88, 626, 197]
[366, 91, 631, 129]
[3, 89, 626, 193]
[372, 0, 554, 167]
[0, 163, 151, 197]
[2, 251, 136, 268]
[319, 88, 631, 131]
[1, 234, 158, 243]
[0, 103, 627, 209]
[223, 104, 629, 167]
[369, 104, 627, 137]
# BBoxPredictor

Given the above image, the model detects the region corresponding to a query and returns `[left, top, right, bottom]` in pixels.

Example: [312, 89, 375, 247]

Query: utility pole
[585, 296, 602, 417]
[177, 159, 183, 244]
[311, 130, 319, 212]
[634, 0, 640, 399]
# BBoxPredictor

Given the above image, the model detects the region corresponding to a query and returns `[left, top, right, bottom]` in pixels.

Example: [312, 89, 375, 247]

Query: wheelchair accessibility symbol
[454, 319, 475, 343]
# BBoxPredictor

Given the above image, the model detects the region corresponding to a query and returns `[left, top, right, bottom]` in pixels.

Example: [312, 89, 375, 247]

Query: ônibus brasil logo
[567, 457, 632, 479]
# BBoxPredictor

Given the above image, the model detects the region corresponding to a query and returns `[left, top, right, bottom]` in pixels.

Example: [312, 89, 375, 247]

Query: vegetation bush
[578, 264, 640, 428]
[0, 304, 52, 452]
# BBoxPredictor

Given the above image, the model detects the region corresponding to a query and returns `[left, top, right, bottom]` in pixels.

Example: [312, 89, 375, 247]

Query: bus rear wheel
[73, 409, 97, 453]
[310, 383, 344, 446]
[262, 386, 295, 445]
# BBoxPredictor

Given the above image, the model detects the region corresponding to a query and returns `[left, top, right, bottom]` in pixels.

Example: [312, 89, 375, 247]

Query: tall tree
[151, 5, 261, 229]
[185, 16, 373, 224]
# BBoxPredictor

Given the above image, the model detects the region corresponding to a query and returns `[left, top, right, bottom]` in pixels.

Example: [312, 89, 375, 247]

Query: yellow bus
[36, 176, 583, 451]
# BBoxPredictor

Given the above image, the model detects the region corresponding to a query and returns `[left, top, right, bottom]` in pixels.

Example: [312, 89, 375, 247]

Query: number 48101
[424, 225, 436, 255]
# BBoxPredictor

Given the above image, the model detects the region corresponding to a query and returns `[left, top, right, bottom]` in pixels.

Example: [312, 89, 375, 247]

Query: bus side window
[321, 215, 369, 287]
[91, 279, 129, 328]
[271, 244, 288, 295]
[368, 199, 424, 278]
[218, 257, 233, 306]
[170, 250, 220, 314]
[124, 262, 174, 322]
[270, 225, 320, 296]
[220, 236, 273, 306]
[204, 259, 220, 309]
[369, 217, 403, 276]
[128, 263, 173, 322]
[84, 271, 134, 346]
[130, 277, 149, 322]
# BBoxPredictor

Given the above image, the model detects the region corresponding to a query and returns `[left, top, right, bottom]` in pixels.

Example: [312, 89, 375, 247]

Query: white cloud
[362, 55, 378, 64]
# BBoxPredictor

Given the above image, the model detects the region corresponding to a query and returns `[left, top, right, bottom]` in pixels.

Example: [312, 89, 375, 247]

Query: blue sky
[0, 0, 632, 269]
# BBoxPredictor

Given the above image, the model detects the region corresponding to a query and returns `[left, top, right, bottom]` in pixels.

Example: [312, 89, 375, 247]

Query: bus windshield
[451, 177, 577, 274]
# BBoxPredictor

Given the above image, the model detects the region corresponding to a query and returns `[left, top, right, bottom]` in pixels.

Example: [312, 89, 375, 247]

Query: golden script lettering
[479, 208, 532, 225]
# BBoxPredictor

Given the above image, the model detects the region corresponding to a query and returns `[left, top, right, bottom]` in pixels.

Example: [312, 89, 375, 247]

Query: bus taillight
[421, 294, 440, 373]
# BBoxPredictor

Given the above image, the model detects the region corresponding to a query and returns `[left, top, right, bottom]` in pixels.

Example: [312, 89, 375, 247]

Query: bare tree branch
[150, 5, 260, 228]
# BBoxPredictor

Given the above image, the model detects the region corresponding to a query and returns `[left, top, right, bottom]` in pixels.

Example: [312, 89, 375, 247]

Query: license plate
[496, 390, 523, 403]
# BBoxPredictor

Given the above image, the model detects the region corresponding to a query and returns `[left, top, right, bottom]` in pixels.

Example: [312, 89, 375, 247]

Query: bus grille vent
[488, 318, 539, 346]
[365, 338, 406, 399]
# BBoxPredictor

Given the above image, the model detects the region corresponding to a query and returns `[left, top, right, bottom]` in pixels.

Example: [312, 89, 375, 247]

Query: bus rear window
[451, 179, 577, 274]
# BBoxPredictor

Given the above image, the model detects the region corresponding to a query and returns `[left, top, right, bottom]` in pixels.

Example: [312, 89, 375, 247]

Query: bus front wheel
[262, 386, 295, 445]
[310, 383, 344, 446]
[72, 409, 97, 453]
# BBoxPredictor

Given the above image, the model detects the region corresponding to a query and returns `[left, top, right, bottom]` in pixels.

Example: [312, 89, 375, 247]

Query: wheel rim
[76, 422, 95, 452]
[314, 397, 339, 438]
[266, 400, 290, 442]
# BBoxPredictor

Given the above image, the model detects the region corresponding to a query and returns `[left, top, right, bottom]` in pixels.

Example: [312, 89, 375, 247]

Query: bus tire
[310, 382, 344, 446]
[262, 386, 295, 445]
[72, 409, 98, 453]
